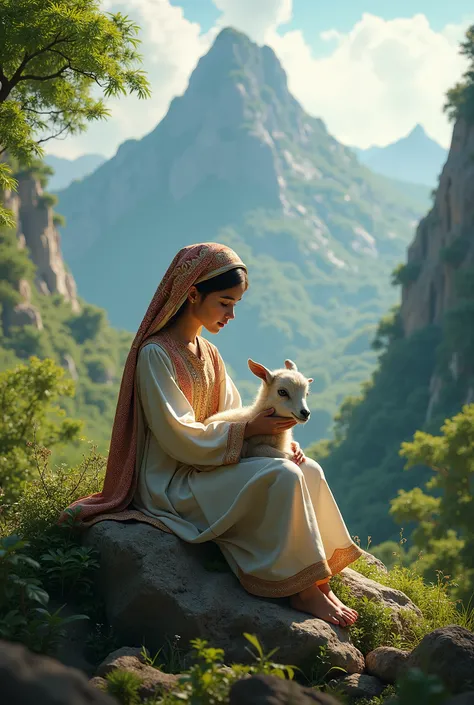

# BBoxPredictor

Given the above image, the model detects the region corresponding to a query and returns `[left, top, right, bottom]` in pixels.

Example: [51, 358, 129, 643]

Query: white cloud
[212, 0, 292, 42]
[45, 1, 472, 158]
[268, 13, 471, 148]
[47, 0, 211, 158]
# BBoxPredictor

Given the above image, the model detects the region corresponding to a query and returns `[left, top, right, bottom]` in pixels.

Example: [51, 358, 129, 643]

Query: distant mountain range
[55, 28, 433, 444]
[351, 125, 448, 188]
[45, 153, 106, 191]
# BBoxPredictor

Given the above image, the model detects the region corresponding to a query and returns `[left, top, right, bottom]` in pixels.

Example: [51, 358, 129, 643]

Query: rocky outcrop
[399, 118, 474, 415]
[400, 119, 474, 336]
[229, 674, 341, 704]
[84, 521, 424, 675]
[2, 170, 80, 317]
[95, 646, 179, 700]
[85, 521, 365, 674]
[0, 639, 115, 705]
[339, 567, 422, 634]
[404, 626, 474, 694]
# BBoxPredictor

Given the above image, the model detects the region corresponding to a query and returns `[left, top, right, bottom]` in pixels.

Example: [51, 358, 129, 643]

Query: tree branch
[17, 65, 70, 83]
[10, 35, 74, 85]
[36, 122, 73, 145]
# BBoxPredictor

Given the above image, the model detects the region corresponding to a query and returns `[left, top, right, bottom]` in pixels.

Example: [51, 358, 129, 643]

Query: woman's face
[190, 281, 247, 334]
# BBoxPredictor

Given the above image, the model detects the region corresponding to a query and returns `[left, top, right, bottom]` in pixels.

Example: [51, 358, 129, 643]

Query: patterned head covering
[60, 243, 246, 525]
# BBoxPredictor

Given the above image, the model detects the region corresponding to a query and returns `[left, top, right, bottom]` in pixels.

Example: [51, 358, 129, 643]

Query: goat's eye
[278, 389, 288, 397]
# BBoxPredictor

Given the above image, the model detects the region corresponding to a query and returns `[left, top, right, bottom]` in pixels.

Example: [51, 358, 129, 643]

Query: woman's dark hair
[195, 266, 248, 298]
[164, 267, 248, 328]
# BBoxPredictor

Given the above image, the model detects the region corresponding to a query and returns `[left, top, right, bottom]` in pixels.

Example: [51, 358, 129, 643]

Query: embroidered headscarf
[60, 243, 246, 526]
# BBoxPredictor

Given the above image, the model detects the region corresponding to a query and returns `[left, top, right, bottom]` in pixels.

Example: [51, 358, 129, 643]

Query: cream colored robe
[132, 332, 362, 597]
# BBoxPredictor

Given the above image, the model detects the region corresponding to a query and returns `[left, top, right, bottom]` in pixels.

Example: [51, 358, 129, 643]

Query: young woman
[62, 243, 362, 626]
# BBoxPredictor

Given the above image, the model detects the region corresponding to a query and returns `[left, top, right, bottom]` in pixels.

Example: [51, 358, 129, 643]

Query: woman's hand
[244, 408, 298, 439]
[291, 441, 306, 466]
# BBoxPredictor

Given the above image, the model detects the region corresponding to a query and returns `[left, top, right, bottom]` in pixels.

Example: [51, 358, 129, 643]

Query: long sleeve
[136, 344, 245, 467]
[219, 366, 242, 412]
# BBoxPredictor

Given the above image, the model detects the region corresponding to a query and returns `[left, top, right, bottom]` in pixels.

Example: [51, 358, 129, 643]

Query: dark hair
[195, 266, 248, 297]
[164, 267, 248, 329]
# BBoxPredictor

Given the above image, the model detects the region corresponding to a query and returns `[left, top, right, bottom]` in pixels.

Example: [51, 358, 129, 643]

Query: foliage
[349, 556, 474, 648]
[0, 0, 150, 225]
[2, 439, 105, 555]
[440, 235, 471, 268]
[0, 357, 82, 501]
[0, 164, 18, 228]
[445, 24, 474, 123]
[390, 405, 474, 601]
[391, 262, 422, 287]
[0, 533, 88, 654]
[371, 306, 403, 352]
[0, 224, 36, 307]
[105, 669, 142, 705]
[156, 634, 296, 705]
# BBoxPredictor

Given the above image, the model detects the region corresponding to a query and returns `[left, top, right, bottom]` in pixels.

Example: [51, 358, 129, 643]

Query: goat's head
[248, 359, 313, 423]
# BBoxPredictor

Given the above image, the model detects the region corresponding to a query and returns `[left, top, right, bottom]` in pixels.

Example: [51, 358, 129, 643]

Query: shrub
[391, 262, 421, 287]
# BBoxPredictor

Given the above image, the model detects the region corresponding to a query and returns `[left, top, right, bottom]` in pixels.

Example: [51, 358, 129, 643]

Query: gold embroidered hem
[237, 543, 363, 598]
[224, 422, 247, 464]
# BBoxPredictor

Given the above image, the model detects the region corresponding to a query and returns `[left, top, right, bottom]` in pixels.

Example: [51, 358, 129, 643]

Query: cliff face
[2, 171, 80, 331]
[400, 118, 474, 415]
[401, 119, 474, 334]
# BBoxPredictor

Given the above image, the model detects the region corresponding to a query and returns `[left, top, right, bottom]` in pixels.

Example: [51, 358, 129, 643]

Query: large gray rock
[229, 674, 341, 705]
[365, 646, 410, 683]
[0, 639, 115, 705]
[85, 521, 365, 674]
[327, 673, 385, 699]
[339, 567, 422, 635]
[405, 626, 474, 694]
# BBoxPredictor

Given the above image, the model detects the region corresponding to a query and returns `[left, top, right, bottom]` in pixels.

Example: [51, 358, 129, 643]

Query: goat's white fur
[205, 359, 313, 459]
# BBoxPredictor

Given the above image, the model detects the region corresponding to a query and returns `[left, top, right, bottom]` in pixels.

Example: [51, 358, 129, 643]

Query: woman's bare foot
[318, 581, 358, 624]
[290, 584, 348, 627]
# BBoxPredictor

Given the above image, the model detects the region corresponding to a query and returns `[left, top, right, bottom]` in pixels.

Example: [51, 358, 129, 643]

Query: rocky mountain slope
[55, 27, 428, 443]
[318, 117, 474, 543]
[352, 125, 447, 188]
[0, 163, 132, 456]
[45, 154, 106, 191]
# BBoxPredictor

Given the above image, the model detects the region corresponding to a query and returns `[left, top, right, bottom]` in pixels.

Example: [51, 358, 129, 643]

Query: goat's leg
[245, 444, 292, 460]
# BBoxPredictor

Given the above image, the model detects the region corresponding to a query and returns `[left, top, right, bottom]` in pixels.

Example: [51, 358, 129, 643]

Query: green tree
[390, 404, 474, 600]
[0, 356, 82, 500]
[0, 0, 151, 224]
[445, 24, 474, 123]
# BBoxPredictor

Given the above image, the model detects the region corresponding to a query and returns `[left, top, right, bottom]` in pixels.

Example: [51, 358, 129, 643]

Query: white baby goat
[205, 359, 313, 459]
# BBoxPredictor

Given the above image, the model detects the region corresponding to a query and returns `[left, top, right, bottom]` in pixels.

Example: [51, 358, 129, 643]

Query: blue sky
[46, 0, 474, 159]
[170, 0, 474, 38]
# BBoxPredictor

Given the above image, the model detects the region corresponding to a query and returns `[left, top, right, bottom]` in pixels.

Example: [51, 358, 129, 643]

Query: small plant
[0, 534, 88, 654]
[40, 545, 100, 598]
[159, 634, 296, 704]
[105, 668, 142, 705]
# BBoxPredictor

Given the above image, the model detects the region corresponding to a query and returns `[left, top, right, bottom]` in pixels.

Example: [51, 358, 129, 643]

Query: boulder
[85, 521, 365, 674]
[328, 673, 385, 699]
[0, 639, 115, 705]
[229, 674, 341, 705]
[365, 646, 410, 683]
[445, 694, 474, 705]
[339, 567, 422, 634]
[96, 646, 179, 699]
[404, 626, 474, 694]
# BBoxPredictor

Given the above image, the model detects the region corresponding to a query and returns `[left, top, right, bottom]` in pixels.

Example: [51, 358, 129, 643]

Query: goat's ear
[307, 378, 314, 384]
[284, 359, 297, 371]
[248, 359, 273, 384]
